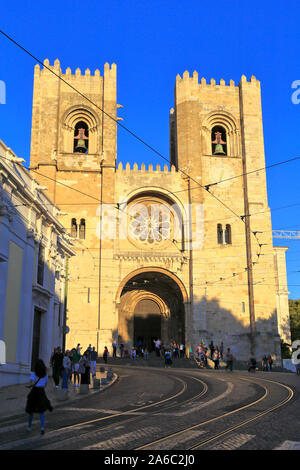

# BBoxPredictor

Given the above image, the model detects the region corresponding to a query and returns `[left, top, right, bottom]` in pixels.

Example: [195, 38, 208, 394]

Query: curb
[0, 374, 118, 422]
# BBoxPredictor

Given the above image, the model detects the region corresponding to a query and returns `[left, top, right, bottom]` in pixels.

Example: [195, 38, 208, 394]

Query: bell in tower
[211, 126, 227, 155]
[74, 122, 89, 153]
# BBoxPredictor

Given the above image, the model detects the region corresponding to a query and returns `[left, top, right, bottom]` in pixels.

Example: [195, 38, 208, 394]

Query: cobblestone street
[0, 365, 299, 451]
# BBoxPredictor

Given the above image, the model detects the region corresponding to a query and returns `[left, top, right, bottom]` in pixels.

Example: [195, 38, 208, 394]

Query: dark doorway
[134, 300, 161, 351]
[31, 307, 42, 371]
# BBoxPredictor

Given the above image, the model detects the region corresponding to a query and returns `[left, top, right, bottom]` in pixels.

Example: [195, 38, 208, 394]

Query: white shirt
[63, 356, 72, 369]
[30, 372, 48, 387]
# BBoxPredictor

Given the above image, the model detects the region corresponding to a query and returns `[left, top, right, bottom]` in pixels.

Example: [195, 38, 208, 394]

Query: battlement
[116, 162, 177, 174]
[175, 70, 260, 89]
[34, 59, 116, 80]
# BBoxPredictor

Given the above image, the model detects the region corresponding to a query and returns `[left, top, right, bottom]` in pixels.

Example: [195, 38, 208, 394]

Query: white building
[0, 140, 75, 386]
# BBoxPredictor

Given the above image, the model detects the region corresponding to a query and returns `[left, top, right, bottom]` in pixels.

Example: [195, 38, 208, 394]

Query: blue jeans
[28, 413, 45, 429]
[62, 368, 70, 389]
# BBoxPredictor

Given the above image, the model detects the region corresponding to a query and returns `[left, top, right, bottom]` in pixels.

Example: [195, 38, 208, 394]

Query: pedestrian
[71, 347, 81, 387]
[267, 354, 273, 371]
[199, 349, 206, 368]
[90, 347, 98, 378]
[119, 342, 124, 358]
[225, 348, 233, 371]
[137, 338, 143, 356]
[248, 357, 257, 373]
[25, 359, 53, 435]
[144, 347, 149, 360]
[85, 347, 92, 362]
[154, 338, 161, 357]
[164, 350, 172, 368]
[220, 341, 224, 360]
[179, 343, 185, 358]
[62, 351, 72, 390]
[51, 346, 63, 388]
[212, 349, 220, 369]
[130, 347, 136, 360]
[78, 353, 89, 384]
[204, 348, 209, 367]
[262, 355, 268, 371]
[112, 339, 117, 358]
[103, 346, 109, 364]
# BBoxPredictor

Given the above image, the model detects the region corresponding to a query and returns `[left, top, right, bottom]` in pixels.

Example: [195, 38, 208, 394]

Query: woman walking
[51, 347, 63, 388]
[62, 351, 72, 390]
[103, 346, 109, 364]
[25, 359, 53, 435]
[71, 347, 81, 387]
[78, 353, 89, 384]
[212, 348, 220, 369]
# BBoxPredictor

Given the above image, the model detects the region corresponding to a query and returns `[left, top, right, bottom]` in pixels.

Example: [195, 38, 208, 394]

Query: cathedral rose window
[128, 200, 173, 247]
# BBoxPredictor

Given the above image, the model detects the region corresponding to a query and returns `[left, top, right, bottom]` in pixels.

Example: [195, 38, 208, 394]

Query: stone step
[97, 354, 199, 369]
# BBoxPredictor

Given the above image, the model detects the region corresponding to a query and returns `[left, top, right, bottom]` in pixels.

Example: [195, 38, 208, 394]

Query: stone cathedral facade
[29, 59, 290, 361]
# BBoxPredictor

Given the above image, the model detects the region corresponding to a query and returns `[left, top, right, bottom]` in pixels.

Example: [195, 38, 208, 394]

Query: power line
[0, 29, 261, 248]
[170, 156, 300, 195]
[2, 29, 292, 291]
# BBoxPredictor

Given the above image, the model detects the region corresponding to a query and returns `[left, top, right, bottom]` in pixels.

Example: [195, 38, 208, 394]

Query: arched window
[74, 121, 89, 153]
[225, 224, 232, 244]
[71, 218, 77, 238]
[211, 125, 227, 155]
[79, 219, 86, 239]
[217, 224, 223, 244]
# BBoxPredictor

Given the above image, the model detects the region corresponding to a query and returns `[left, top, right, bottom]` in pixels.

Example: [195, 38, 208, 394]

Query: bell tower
[169, 71, 282, 359]
[30, 59, 117, 200]
[29, 59, 119, 352]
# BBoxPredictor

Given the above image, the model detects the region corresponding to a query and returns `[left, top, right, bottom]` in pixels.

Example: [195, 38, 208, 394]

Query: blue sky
[0, 0, 299, 298]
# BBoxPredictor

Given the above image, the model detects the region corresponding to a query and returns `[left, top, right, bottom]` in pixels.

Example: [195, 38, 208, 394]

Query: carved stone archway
[117, 269, 187, 350]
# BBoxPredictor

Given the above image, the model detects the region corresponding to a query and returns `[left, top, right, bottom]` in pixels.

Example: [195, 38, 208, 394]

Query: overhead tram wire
[171, 155, 300, 196]
[12, 197, 300, 227]
[2, 149, 295, 288]
[0, 30, 285, 261]
[1, 29, 295, 287]
[0, 30, 263, 247]
[0, 154, 138, 225]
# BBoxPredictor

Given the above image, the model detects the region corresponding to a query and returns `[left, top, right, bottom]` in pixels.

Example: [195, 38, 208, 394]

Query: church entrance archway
[134, 299, 162, 351]
[117, 270, 186, 350]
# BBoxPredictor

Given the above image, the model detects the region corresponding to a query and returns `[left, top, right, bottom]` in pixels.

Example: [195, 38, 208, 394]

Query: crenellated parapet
[34, 58, 117, 81]
[175, 70, 260, 90]
[116, 162, 177, 174]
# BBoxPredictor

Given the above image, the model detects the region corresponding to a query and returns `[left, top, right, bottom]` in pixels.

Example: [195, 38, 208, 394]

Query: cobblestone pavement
[0, 365, 299, 451]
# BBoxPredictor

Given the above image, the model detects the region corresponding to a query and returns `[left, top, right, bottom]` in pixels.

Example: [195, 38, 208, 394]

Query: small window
[212, 125, 227, 155]
[79, 219, 86, 239]
[37, 244, 45, 286]
[225, 224, 232, 244]
[71, 218, 77, 238]
[74, 121, 89, 153]
[217, 224, 223, 244]
[242, 302, 246, 313]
